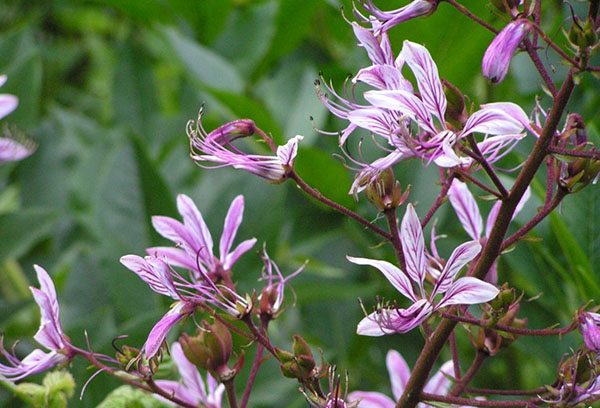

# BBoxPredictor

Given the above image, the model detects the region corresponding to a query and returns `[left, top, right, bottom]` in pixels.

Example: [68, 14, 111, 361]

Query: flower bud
[179, 320, 233, 374]
[209, 119, 255, 146]
[482, 19, 532, 84]
[565, 113, 587, 146]
[566, 17, 598, 52]
[442, 78, 467, 128]
[489, 0, 521, 13]
[292, 335, 316, 372]
[116, 345, 141, 369]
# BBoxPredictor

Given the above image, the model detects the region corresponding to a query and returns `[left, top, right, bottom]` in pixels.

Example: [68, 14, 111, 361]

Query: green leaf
[293, 147, 354, 209]
[163, 27, 244, 93]
[0, 209, 57, 262]
[549, 212, 600, 300]
[252, 0, 322, 79]
[97, 385, 172, 408]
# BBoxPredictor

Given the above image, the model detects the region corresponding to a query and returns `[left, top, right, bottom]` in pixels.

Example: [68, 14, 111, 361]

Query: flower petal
[276, 135, 303, 167]
[347, 256, 416, 301]
[219, 195, 245, 262]
[424, 360, 454, 395]
[357, 299, 433, 336]
[433, 240, 481, 295]
[347, 391, 395, 408]
[448, 180, 483, 240]
[177, 194, 214, 261]
[365, 90, 436, 134]
[400, 204, 427, 288]
[462, 106, 525, 137]
[401, 41, 446, 125]
[387, 349, 410, 400]
[171, 342, 207, 400]
[436, 277, 499, 309]
[0, 94, 18, 121]
[144, 302, 190, 359]
[120, 255, 180, 299]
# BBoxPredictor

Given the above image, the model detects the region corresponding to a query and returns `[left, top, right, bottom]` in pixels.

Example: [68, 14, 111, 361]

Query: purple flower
[0, 75, 36, 164]
[120, 255, 248, 359]
[355, 0, 438, 34]
[447, 180, 530, 283]
[348, 350, 454, 408]
[0, 265, 73, 381]
[188, 110, 302, 182]
[122, 195, 256, 358]
[364, 41, 530, 168]
[579, 312, 600, 353]
[148, 194, 257, 279]
[348, 204, 498, 336]
[154, 342, 224, 407]
[482, 19, 532, 84]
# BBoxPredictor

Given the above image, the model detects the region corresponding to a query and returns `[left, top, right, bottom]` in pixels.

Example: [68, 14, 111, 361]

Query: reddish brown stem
[439, 311, 578, 337]
[290, 171, 392, 240]
[449, 350, 488, 397]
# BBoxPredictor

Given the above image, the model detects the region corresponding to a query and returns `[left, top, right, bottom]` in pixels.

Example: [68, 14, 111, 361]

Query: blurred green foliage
[0, 0, 599, 406]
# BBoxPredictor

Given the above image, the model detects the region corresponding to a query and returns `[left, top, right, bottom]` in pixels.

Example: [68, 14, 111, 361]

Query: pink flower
[0, 266, 73, 381]
[257, 248, 305, 316]
[482, 19, 532, 84]
[154, 342, 224, 407]
[348, 204, 498, 336]
[122, 195, 256, 358]
[348, 350, 454, 408]
[188, 110, 302, 182]
[147, 194, 257, 279]
[364, 41, 530, 168]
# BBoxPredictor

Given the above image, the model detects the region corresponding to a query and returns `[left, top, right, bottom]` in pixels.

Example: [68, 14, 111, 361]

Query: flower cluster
[349, 204, 498, 336]
[317, 25, 531, 195]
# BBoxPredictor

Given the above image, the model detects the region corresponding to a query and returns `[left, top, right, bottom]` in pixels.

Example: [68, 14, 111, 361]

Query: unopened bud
[442, 78, 467, 128]
[179, 320, 233, 374]
[489, 0, 521, 13]
[565, 114, 587, 146]
[210, 119, 255, 146]
[116, 345, 140, 368]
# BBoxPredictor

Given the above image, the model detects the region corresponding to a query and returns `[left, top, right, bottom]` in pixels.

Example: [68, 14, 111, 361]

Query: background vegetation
[0, 0, 599, 406]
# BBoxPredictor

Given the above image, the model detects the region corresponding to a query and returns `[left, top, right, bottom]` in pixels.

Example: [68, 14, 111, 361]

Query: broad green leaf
[252, 0, 322, 78]
[550, 212, 600, 300]
[293, 146, 354, 209]
[83, 0, 172, 25]
[214, 1, 277, 75]
[97, 385, 171, 408]
[163, 27, 244, 93]
[0, 209, 57, 262]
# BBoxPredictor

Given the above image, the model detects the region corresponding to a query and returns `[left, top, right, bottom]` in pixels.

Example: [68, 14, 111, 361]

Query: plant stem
[290, 171, 391, 240]
[449, 350, 488, 396]
[465, 135, 508, 198]
[223, 378, 239, 408]
[240, 317, 269, 408]
[444, 0, 498, 34]
[395, 70, 575, 408]
[439, 311, 578, 336]
[465, 385, 550, 396]
[501, 186, 568, 251]
[421, 171, 455, 228]
[384, 208, 406, 270]
[421, 392, 542, 407]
